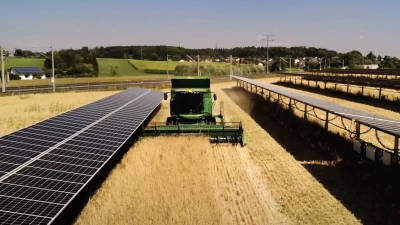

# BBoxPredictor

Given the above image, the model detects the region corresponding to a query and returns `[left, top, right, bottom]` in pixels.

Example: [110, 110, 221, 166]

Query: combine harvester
[142, 76, 246, 146]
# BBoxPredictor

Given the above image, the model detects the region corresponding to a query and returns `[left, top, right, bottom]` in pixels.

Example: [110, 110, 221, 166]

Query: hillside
[129, 59, 230, 71]
[97, 58, 140, 76]
[4, 57, 45, 69]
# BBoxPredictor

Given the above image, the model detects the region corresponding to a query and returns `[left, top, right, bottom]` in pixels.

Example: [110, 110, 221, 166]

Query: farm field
[130, 59, 230, 71]
[0, 91, 119, 136]
[74, 80, 374, 225]
[1, 77, 399, 224]
[5, 74, 168, 87]
[97, 58, 150, 76]
[3, 57, 45, 69]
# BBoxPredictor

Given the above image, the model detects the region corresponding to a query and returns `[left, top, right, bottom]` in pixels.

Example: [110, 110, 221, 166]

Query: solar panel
[233, 76, 400, 136]
[11, 67, 46, 75]
[0, 87, 163, 224]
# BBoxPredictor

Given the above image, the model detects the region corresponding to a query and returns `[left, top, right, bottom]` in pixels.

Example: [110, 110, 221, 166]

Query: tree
[304, 57, 319, 69]
[14, 49, 23, 57]
[110, 66, 119, 76]
[271, 59, 286, 72]
[366, 51, 376, 62]
[44, 51, 65, 71]
[149, 53, 158, 61]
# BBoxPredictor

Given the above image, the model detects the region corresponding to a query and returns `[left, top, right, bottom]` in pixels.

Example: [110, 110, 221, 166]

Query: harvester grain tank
[142, 76, 246, 146]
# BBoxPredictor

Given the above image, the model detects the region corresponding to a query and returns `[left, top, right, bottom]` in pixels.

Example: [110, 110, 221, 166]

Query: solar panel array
[11, 67, 45, 74]
[0, 87, 163, 225]
[233, 76, 400, 137]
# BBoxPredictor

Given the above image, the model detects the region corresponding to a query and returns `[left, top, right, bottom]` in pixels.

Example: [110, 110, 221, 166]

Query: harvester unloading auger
[141, 76, 246, 146]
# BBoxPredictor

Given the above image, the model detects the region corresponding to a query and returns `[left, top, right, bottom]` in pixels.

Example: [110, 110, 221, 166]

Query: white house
[11, 67, 46, 80]
[362, 64, 379, 69]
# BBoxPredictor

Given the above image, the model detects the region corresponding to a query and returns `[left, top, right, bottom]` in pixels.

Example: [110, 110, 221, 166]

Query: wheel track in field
[213, 83, 362, 225]
[211, 144, 287, 224]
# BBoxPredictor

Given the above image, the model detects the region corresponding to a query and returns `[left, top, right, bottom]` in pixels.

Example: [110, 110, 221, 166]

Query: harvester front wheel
[166, 117, 174, 125]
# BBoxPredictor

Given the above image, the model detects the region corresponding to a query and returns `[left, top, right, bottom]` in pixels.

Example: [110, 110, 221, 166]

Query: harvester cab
[142, 76, 246, 146]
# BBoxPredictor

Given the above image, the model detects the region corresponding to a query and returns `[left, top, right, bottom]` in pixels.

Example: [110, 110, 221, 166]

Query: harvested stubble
[75, 81, 361, 225]
[265, 79, 399, 151]
[294, 79, 400, 102]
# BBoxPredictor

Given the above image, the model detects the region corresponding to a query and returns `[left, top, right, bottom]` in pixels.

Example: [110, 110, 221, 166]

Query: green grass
[130, 59, 230, 71]
[97, 58, 143, 76]
[4, 57, 45, 69]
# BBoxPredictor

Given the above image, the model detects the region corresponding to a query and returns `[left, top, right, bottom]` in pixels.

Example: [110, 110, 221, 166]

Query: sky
[1, 0, 400, 57]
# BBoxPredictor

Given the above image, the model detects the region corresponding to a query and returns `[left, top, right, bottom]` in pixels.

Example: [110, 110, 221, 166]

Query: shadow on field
[274, 81, 400, 113]
[222, 87, 400, 225]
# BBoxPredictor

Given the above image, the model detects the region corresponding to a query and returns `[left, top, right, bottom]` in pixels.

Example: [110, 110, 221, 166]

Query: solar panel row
[0, 87, 163, 225]
[233, 76, 400, 137]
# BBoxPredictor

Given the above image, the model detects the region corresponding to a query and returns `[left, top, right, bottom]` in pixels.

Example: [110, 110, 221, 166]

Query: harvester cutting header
[142, 76, 246, 146]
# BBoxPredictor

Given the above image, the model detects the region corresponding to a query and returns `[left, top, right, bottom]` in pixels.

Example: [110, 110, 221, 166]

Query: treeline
[43, 47, 98, 77]
[84, 45, 400, 70]
[92, 45, 339, 61]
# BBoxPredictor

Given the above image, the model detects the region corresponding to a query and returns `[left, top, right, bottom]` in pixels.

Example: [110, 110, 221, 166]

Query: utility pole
[260, 34, 274, 75]
[167, 54, 169, 79]
[141, 46, 143, 60]
[1, 46, 4, 93]
[51, 45, 55, 92]
[280, 57, 289, 72]
[230, 55, 233, 77]
[197, 55, 200, 76]
[289, 57, 291, 72]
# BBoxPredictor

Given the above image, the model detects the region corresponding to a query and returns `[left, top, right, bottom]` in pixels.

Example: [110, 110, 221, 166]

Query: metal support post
[304, 104, 308, 120]
[51, 45, 55, 93]
[268, 90, 271, 102]
[324, 112, 329, 131]
[394, 136, 399, 164]
[1, 46, 4, 93]
[355, 122, 360, 140]
[167, 54, 169, 79]
[197, 55, 200, 76]
[277, 94, 280, 110]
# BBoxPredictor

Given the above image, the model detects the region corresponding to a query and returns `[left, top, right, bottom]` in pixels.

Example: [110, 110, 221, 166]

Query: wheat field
[74, 81, 364, 225]
[1, 78, 398, 224]
[0, 91, 119, 137]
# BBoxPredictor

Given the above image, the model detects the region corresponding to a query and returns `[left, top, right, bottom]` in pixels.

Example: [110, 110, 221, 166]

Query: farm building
[10, 67, 46, 80]
[362, 64, 379, 69]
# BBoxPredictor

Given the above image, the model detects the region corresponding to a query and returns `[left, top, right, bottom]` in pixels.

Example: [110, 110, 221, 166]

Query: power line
[260, 34, 275, 75]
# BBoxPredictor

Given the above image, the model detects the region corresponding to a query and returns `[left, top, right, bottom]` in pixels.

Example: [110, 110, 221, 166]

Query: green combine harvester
[142, 76, 246, 146]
